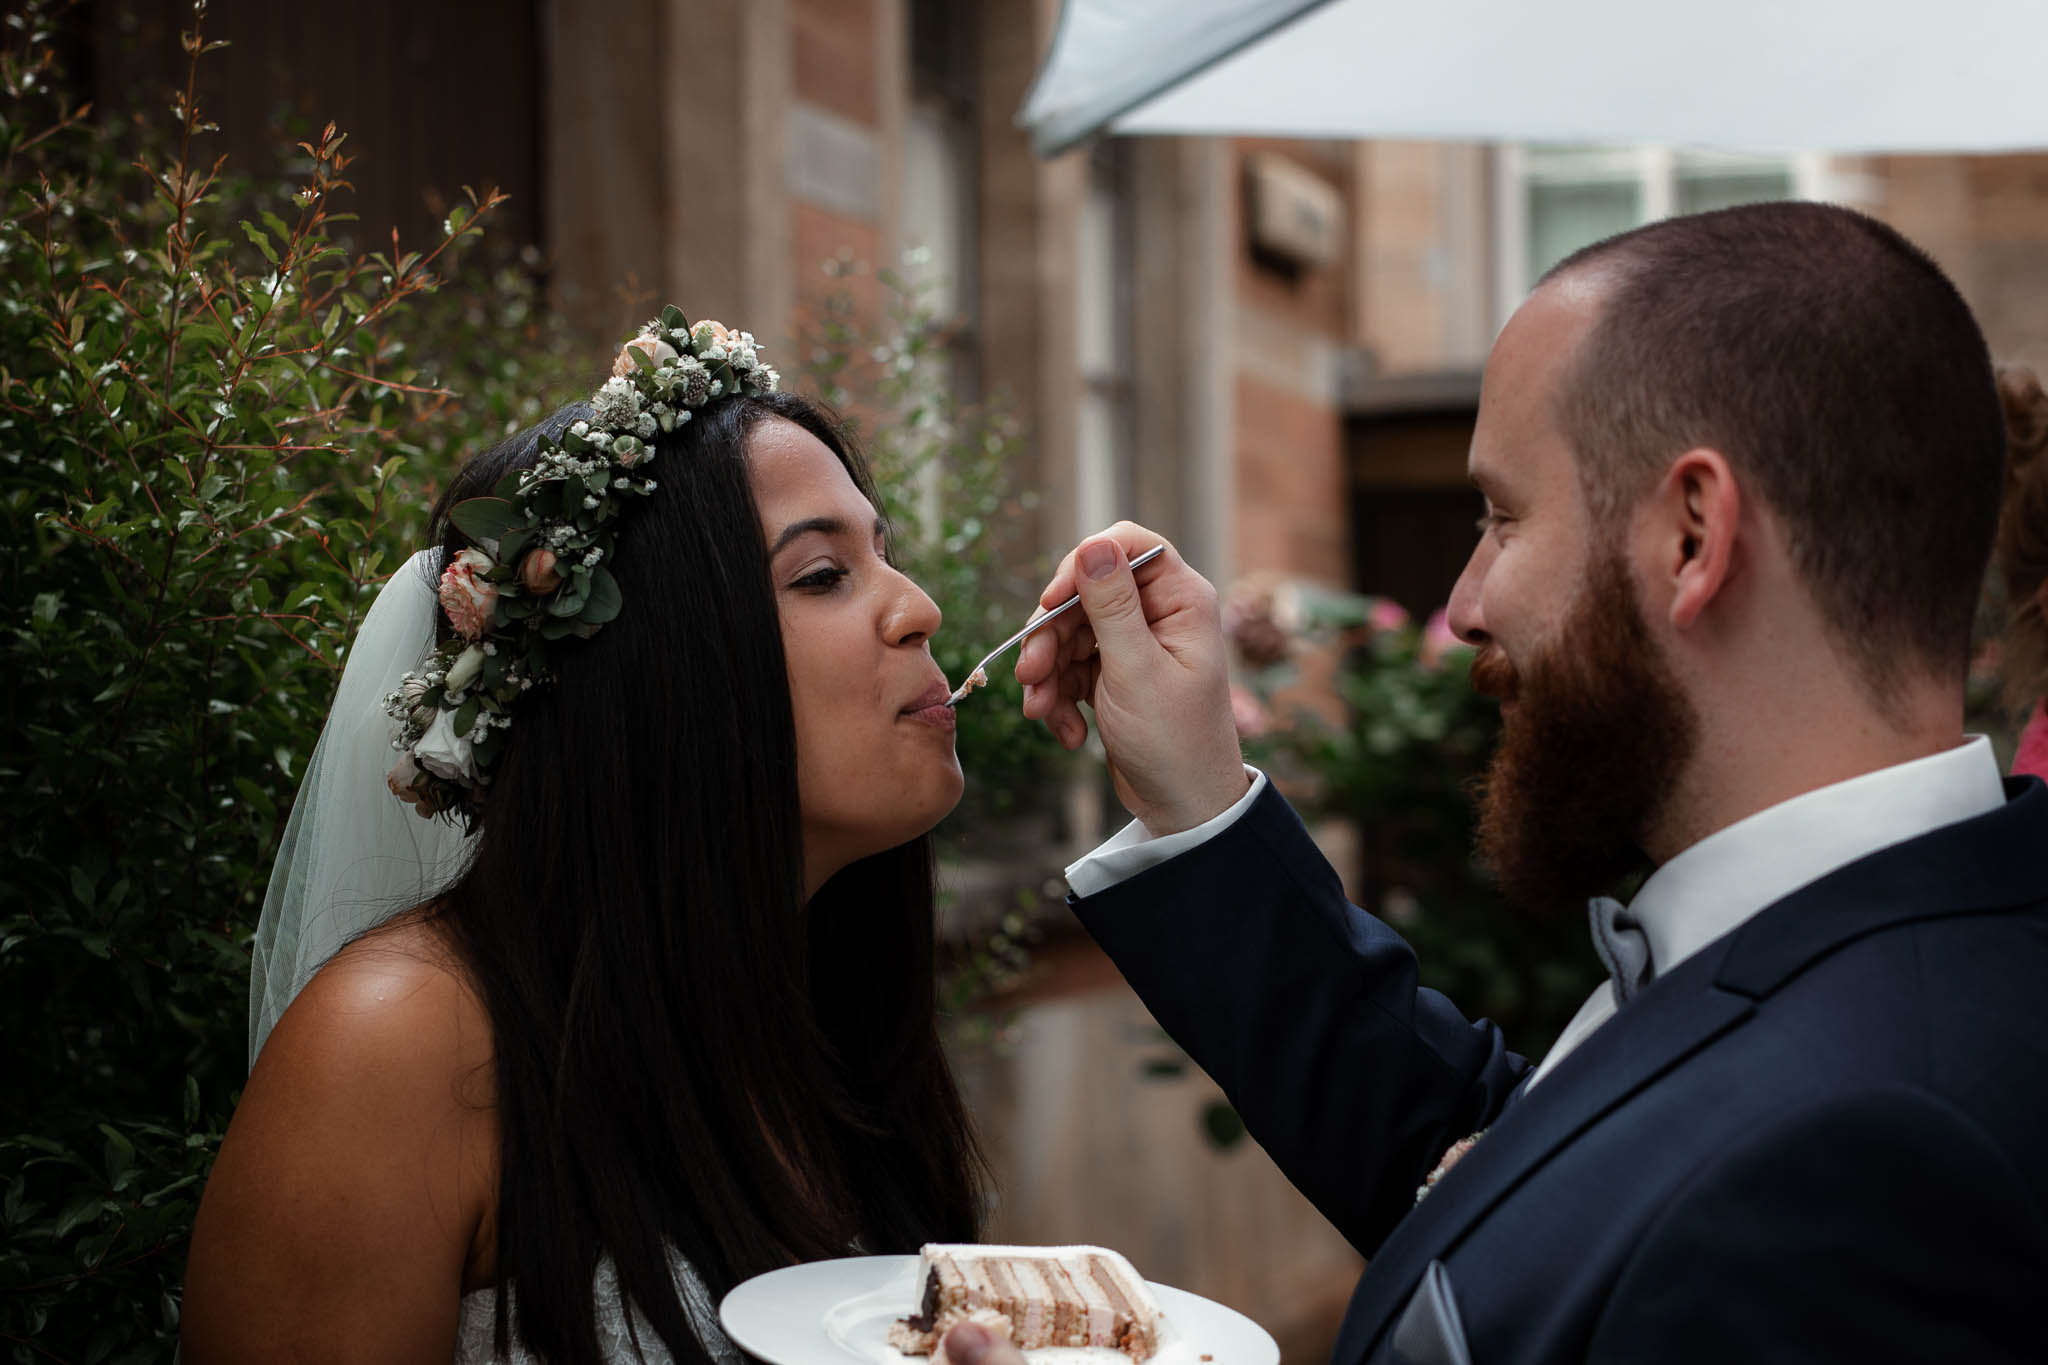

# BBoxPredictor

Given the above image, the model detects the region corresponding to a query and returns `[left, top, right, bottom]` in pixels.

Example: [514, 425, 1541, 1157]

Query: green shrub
[1228, 581, 1604, 1054]
[798, 258, 1069, 1011]
[0, 6, 575, 1358]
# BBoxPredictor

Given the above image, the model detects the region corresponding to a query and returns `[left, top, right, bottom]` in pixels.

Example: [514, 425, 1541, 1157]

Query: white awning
[1021, 0, 2048, 158]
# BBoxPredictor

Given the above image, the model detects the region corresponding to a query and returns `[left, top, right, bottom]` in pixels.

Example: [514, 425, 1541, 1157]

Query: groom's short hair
[1544, 202, 2004, 704]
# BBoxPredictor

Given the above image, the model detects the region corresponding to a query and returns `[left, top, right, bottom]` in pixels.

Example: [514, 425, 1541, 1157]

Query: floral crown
[384, 305, 780, 824]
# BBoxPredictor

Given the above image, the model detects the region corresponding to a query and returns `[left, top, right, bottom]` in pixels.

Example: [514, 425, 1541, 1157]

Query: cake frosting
[890, 1244, 1164, 1361]
[946, 667, 989, 706]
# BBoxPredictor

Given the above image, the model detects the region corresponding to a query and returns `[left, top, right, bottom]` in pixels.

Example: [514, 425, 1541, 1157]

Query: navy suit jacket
[1072, 777, 2048, 1363]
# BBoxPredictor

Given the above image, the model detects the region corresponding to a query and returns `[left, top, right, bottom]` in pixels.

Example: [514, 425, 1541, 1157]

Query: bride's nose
[882, 568, 942, 646]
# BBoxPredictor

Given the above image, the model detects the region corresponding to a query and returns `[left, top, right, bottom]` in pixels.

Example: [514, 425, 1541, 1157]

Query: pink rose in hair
[385, 753, 435, 818]
[520, 547, 561, 595]
[613, 334, 680, 378]
[438, 548, 498, 640]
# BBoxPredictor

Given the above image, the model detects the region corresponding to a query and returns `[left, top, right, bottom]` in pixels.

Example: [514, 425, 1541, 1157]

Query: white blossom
[415, 709, 479, 783]
[589, 376, 643, 430]
[674, 357, 712, 406]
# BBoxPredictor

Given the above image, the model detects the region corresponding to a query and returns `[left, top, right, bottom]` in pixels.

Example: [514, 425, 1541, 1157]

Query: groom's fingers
[940, 1321, 1025, 1365]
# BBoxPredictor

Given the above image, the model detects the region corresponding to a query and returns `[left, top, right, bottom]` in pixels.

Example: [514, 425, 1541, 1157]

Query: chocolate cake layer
[893, 1244, 1164, 1362]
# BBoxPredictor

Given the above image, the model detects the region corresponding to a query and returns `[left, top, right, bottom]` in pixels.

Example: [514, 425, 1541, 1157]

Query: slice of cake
[889, 1244, 1164, 1361]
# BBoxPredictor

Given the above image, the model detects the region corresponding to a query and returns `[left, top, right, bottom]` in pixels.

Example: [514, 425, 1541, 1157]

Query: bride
[182, 310, 985, 1363]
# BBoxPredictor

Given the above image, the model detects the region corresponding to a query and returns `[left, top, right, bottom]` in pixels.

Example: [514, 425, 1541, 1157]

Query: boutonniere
[1415, 1130, 1486, 1204]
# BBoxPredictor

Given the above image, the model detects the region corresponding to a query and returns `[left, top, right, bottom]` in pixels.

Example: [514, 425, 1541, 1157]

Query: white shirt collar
[1631, 735, 2007, 975]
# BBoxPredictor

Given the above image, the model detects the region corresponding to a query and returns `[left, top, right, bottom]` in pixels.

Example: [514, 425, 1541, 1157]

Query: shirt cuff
[1064, 767, 1268, 899]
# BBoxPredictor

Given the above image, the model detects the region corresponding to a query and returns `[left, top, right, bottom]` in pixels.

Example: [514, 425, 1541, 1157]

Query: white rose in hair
[445, 644, 486, 694]
[414, 708, 478, 783]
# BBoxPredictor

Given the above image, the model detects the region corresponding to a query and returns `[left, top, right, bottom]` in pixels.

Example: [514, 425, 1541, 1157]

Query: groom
[966, 203, 2048, 1363]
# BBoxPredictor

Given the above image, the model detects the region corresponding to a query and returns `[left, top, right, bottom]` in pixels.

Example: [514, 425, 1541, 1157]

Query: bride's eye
[793, 566, 849, 591]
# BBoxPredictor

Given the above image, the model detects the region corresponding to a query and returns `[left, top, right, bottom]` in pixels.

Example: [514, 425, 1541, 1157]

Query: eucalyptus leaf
[449, 496, 520, 548]
[581, 565, 622, 624]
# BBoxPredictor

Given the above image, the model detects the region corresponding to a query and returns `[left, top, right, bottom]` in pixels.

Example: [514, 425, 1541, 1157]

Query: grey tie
[1588, 895, 1654, 1003]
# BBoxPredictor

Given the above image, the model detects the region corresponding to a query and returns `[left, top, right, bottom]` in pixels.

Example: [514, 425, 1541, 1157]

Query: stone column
[546, 0, 792, 347]
[977, 0, 1085, 564]
[1129, 137, 1236, 583]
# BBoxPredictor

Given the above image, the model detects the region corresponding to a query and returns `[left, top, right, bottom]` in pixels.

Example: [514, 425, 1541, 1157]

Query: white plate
[719, 1254, 1279, 1365]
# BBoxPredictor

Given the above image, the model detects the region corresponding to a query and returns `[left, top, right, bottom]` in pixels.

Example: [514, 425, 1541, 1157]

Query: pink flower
[438, 547, 498, 640]
[1419, 607, 1466, 670]
[520, 547, 561, 595]
[385, 753, 435, 819]
[612, 334, 680, 377]
[1366, 599, 1411, 634]
[1230, 684, 1271, 739]
[1415, 1129, 1486, 1204]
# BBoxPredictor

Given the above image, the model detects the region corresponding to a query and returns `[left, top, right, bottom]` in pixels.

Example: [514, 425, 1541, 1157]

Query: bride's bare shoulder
[265, 910, 493, 1091]
[183, 912, 498, 1359]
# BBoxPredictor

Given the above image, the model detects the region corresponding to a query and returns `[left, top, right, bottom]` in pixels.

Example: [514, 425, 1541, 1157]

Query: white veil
[249, 548, 477, 1067]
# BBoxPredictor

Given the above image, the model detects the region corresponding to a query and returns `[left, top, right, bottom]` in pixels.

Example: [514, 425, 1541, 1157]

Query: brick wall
[1228, 139, 1357, 586]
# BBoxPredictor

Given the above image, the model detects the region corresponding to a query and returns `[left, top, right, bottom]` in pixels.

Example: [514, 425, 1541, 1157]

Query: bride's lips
[899, 680, 956, 731]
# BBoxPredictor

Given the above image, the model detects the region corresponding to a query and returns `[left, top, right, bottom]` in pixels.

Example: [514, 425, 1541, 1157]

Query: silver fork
[947, 543, 1167, 705]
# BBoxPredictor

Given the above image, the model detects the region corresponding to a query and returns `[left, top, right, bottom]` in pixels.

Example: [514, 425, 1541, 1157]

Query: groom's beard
[1469, 551, 1699, 914]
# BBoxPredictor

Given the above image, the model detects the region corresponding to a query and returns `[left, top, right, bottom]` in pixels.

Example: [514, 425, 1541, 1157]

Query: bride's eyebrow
[768, 515, 888, 557]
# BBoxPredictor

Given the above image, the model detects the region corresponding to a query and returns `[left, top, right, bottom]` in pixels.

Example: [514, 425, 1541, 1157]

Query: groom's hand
[1015, 522, 1248, 835]
[940, 1320, 1026, 1365]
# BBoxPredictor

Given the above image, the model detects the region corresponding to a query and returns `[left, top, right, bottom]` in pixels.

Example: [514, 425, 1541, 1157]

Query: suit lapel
[1341, 776, 2048, 1362]
[1337, 942, 1755, 1361]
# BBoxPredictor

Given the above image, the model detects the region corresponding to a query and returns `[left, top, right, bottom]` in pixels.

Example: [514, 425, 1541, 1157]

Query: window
[904, 0, 979, 354]
[1494, 144, 1834, 323]
[1075, 142, 1135, 538]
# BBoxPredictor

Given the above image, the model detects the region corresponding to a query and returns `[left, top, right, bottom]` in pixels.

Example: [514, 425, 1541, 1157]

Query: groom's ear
[1640, 448, 1740, 631]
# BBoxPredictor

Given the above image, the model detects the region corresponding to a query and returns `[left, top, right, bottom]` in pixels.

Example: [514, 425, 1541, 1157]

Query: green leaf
[239, 219, 278, 264]
[69, 865, 97, 910]
[99, 1125, 136, 1182]
[497, 528, 533, 567]
[52, 1193, 107, 1239]
[33, 591, 62, 625]
[660, 304, 688, 333]
[232, 777, 275, 818]
[581, 565, 622, 625]
[448, 496, 520, 547]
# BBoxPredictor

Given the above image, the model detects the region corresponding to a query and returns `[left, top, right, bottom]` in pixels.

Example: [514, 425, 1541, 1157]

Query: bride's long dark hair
[424, 389, 983, 1363]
